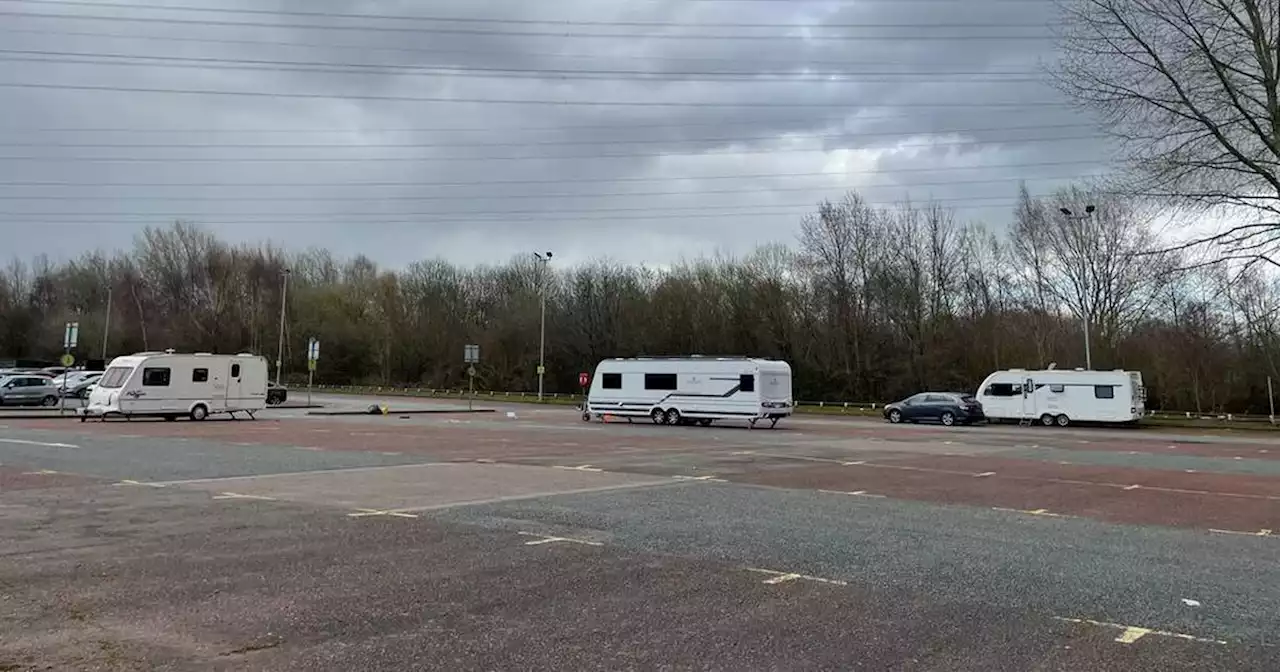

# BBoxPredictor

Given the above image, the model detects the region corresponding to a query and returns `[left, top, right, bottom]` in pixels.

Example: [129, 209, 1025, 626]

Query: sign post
[464, 344, 480, 411]
[61, 323, 79, 416]
[306, 338, 320, 407]
[578, 372, 589, 410]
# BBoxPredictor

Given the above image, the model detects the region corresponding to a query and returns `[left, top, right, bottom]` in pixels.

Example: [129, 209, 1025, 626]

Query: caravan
[83, 351, 269, 421]
[585, 356, 793, 428]
[976, 368, 1146, 426]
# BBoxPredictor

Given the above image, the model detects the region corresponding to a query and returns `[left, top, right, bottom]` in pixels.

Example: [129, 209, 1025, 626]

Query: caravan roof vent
[163, 348, 176, 355]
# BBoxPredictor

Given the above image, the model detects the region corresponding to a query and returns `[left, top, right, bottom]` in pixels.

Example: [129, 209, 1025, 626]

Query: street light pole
[534, 252, 553, 401]
[1060, 205, 1096, 370]
[101, 285, 113, 362]
[276, 268, 291, 386]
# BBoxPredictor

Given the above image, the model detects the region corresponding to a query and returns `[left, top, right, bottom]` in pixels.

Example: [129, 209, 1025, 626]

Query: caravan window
[97, 366, 131, 389]
[644, 373, 678, 391]
[602, 373, 622, 389]
[984, 383, 1022, 397]
[142, 367, 171, 387]
[192, 368, 209, 383]
[1094, 385, 1115, 399]
[231, 363, 241, 378]
[739, 374, 755, 392]
[1049, 384, 1065, 393]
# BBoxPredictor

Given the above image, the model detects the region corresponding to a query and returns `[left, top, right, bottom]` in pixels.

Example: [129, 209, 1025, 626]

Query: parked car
[0, 374, 60, 407]
[883, 392, 985, 427]
[60, 371, 103, 398]
[266, 382, 288, 406]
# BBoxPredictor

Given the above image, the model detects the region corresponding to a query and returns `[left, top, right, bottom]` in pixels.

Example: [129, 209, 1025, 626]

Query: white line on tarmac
[147, 461, 447, 486]
[347, 508, 418, 519]
[0, 438, 79, 448]
[392, 479, 678, 513]
[1053, 616, 1226, 645]
[744, 567, 847, 587]
[518, 531, 602, 547]
[211, 492, 278, 501]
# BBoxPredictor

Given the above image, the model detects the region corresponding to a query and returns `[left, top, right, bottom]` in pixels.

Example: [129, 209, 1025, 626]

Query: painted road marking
[0, 438, 79, 448]
[819, 489, 887, 499]
[211, 492, 278, 501]
[21, 469, 59, 475]
[379, 451, 403, 456]
[841, 460, 867, 466]
[671, 475, 727, 482]
[149, 462, 447, 486]
[347, 508, 418, 519]
[992, 507, 1066, 518]
[114, 479, 166, 488]
[1209, 528, 1273, 538]
[553, 464, 604, 472]
[974, 471, 997, 478]
[1054, 617, 1226, 645]
[1124, 484, 1142, 491]
[518, 531, 602, 547]
[744, 567, 847, 587]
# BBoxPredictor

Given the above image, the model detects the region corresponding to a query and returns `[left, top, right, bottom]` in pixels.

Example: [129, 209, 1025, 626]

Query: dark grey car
[0, 375, 60, 407]
[883, 392, 985, 427]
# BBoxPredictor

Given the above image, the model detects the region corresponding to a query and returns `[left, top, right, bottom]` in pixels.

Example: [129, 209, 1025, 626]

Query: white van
[976, 368, 1146, 426]
[585, 356, 794, 428]
[83, 351, 269, 421]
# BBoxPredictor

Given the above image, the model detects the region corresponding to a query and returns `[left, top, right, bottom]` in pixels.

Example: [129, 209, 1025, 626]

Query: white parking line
[0, 438, 79, 448]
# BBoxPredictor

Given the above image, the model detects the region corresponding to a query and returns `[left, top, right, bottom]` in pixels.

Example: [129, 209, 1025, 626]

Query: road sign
[467, 365, 477, 377]
[307, 337, 321, 362]
[60, 353, 75, 367]
[63, 322, 79, 349]
[579, 372, 589, 387]
[464, 344, 480, 363]
[307, 359, 317, 372]
[537, 365, 546, 375]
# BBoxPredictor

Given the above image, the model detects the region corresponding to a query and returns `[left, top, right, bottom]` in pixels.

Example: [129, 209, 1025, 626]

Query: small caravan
[83, 351, 269, 421]
[976, 368, 1146, 426]
[585, 356, 794, 428]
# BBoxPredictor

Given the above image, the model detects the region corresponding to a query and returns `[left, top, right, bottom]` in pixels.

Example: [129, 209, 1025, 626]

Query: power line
[0, 9, 1054, 41]
[0, 80, 1065, 108]
[0, 172, 1088, 202]
[10, 0, 1060, 30]
[0, 169, 1101, 189]
[0, 132, 1100, 152]
[0, 26, 1042, 68]
[0, 50, 1047, 83]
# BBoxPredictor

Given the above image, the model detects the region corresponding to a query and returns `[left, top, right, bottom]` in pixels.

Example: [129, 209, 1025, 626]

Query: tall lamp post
[101, 285, 113, 362]
[1060, 205, 1096, 370]
[276, 268, 291, 386]
[534, 251, 553, 401]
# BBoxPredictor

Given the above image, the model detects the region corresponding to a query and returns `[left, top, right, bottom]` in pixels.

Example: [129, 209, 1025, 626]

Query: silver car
[0, 375, 60, 407]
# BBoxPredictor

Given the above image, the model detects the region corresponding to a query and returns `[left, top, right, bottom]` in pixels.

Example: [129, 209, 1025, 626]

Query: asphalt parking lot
[1, 395, 1277, 671]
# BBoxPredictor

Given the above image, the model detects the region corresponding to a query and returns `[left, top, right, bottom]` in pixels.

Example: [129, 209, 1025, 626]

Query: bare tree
[1055, 0, 1280, 261]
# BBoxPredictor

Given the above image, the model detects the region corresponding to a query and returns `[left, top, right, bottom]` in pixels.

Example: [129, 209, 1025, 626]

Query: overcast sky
[0, 0, 1111, 268]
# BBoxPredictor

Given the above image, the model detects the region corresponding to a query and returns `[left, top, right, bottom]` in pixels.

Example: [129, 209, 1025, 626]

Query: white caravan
[83, 351, 269, 421]
[585, 356, 794, 428]
[976, 368, 1146, 427]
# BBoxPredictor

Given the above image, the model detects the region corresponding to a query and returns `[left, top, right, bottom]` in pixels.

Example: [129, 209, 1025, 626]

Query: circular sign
[578, 372, 590, 387]
[60, 353, 75, 367]
[467, 366, 477, 377]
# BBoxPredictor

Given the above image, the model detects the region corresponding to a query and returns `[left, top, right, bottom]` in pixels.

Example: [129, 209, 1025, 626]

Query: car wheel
[887, 409, 903, 424]
[651, 408, 665, 425]
[665, 408, 681, 426]
[581, 411, 591, 422]
[190, 404, 209, 421]
[1039, 414, 1055, 427]
[1056, 414, 1071, 427]
[940, 411, 956, 427]
[41, 395, 58, 407]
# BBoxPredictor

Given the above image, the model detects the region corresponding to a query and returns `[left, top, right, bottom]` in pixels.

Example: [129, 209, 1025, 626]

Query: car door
[14, 377, 38, 403]
[902, 394, 929, 420]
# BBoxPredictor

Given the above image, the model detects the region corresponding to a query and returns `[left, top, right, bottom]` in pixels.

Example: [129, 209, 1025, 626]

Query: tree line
[2, 186, 1277, 413]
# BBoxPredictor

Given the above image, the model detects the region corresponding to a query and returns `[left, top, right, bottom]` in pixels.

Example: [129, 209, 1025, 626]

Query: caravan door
[1021, 377, 1035, 420]
[226, 359, 246, 408]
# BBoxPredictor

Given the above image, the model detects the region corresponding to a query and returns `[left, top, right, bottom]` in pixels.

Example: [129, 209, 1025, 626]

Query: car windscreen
[97, 367, 132, 389]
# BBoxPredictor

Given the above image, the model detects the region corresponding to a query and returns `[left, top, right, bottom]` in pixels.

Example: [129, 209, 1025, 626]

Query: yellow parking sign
[60, 353, 75, 367]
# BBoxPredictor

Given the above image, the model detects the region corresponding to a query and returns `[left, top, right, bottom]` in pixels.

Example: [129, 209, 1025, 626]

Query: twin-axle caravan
[83, 351, 269, 421]
[976, 368, 1146, 426]
[585, 357, 794, 428]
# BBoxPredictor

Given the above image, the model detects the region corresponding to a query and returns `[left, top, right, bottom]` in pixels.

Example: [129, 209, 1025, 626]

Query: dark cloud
[0, 0, 1101, 268]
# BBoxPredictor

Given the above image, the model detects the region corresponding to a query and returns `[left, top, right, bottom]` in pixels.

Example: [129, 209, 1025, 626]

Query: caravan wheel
[190, 404, 209, 422]
[651, 408, 665, 425]
[664, 408, 682, 426]
[1039, 414, 1055, 427]
[1055, 414, 1071, 427]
